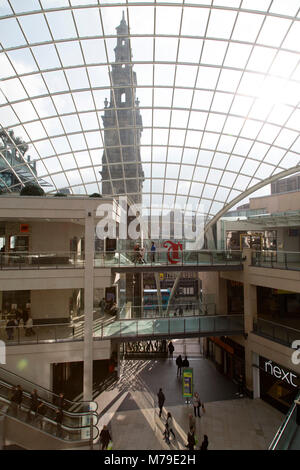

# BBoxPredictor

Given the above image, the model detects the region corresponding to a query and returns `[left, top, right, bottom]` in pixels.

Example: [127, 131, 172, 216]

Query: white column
[252, 352, 260, 399]
[83, 210, 94, 402]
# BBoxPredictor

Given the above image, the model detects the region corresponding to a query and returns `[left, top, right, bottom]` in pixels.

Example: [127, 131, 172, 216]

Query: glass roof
[0, 1, 300, 223]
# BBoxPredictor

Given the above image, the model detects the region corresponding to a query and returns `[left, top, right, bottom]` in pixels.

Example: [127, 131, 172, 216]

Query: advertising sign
[182, 368, 193, 398]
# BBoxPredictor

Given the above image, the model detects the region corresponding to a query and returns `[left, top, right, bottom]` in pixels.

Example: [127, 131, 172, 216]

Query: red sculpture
[163, 241, 183, 264]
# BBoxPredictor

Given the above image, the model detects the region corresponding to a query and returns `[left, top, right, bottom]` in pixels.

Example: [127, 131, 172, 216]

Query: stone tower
[101, 12, 144, 204]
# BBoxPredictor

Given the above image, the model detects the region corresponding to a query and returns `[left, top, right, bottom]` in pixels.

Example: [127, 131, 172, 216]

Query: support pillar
[154, 272, 163, 316]
[83, 210, 94, 402]
[252, 352, 260, 399]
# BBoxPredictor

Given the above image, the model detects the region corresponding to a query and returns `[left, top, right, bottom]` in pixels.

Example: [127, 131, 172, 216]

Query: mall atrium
[0, 0, 299, 450]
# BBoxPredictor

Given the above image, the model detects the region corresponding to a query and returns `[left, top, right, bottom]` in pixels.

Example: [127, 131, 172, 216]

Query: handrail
[0, 366, 98, 413]
[0, 397, 99, 443]
[255, 317, 300, 335]
[269, 391, 300, 450]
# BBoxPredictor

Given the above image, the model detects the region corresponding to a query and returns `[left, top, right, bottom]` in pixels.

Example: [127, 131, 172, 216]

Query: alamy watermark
[291, 340, 300, 365]
[0, 340, 6, 364]
[95, 196, 205, 249]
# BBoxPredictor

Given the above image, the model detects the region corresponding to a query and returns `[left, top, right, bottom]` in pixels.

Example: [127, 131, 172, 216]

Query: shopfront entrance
[259, 356, 299, 413]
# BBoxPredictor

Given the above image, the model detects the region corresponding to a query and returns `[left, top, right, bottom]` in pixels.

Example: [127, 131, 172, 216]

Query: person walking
[25, 316, 35, 336]
[99, 424, 111, 450]
[186, 427, 196, 450]
[166, 412, 175, 440]
[188, 413, 196, 433]
[168, 341, 174, 359]
[200, 434, 209, 450]
[193, 392, 201, 418]
[176, 354, 183, 377]
[150, 241, 156, 263]
[182, 356, 189, 368]
[157, 388, 165, 418]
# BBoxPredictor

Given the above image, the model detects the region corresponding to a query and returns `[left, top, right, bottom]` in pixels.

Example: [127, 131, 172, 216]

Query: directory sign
[182, 368, 193, 398]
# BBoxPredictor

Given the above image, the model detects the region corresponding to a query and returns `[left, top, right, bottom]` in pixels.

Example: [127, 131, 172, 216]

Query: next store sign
[264, 360, 298, 387]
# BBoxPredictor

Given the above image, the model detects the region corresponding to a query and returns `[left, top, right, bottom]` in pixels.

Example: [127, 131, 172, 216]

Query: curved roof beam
[204, 164, 300, 234]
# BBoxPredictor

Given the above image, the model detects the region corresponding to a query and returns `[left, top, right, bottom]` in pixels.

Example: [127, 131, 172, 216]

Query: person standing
[182, 356, 189, 368]
[55, 408, 64, 438]
[36, 402, 47, 430]
[27, 389, 39, 421]
[6, 317, 15, 340]
[157, 388, 165, 418]
[200, 434, 209, 450]
[99, 424, 111, 450]
[99, 298, 106, 316]
[168, 341, 174, 359]
[193, 392, 201, 418]
[10, 385, 23, 416]
[176, 354, 183, 377]
[150, 241, 156, 263]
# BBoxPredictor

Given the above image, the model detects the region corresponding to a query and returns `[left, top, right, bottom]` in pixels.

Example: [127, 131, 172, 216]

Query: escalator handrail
[0, 379, 99, 424]
[0, 366, 98, 412]
[0, 397, 100, 443]
[268, 391, 300, 450]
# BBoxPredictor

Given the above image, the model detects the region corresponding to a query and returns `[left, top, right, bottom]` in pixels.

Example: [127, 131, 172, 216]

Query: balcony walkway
[1, 312, 244, 346]
[0, 250, 243, 272]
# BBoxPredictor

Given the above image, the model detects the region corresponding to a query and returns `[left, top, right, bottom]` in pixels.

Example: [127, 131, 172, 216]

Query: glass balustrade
[251, 251, 300, 271]
[253, 318, 300, 348]
[269, 392, 300, 450]
[1, 311, 244, 345]
[0, 249, 243, 270]
[0, 366, 99, 443]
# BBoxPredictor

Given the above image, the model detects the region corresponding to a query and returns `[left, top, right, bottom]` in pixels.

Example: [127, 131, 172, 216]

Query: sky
[0, 0, 300, 219]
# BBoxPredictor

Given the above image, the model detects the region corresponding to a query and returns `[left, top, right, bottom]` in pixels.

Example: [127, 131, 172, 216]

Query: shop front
[258, 356, 300, 413]
[206, 336, 245, 383]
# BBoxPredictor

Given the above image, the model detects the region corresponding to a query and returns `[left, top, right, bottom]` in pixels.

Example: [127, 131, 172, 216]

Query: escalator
[0, 367, 99, 449]
[269, 392, 300, 450]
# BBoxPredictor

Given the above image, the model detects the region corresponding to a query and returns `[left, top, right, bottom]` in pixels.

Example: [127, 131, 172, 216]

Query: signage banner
[182, 368, 193, 398]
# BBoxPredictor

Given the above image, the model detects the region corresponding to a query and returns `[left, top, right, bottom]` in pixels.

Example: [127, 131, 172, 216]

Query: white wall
[31, 289, 73, 320]
[30, 221, 84, 253]
[3, 340, 111, 390]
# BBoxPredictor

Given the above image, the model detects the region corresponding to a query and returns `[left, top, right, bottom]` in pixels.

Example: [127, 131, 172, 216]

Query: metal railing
[0, 249, 243, 270]
[1, 315, 116, 346]
[1, 313, 244, 345]
[0, 251, 84, 269]
[253, 318, 300, 348]
[98, 314, 245, 341]
[118, 302, 217, 319]
[251, 251, 300, 271]
[95, 249, 243, 268]
[269, 391, 300, 450]
[0, 367, 99, 443]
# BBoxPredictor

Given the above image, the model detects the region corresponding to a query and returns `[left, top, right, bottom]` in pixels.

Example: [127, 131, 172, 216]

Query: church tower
[101, 12, 144, 204]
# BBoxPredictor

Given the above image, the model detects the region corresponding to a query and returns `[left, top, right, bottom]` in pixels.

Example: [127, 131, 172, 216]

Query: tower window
[122, 64, 125, 69]
[122, 40, 125, 45]
[121, 92, 126, 103]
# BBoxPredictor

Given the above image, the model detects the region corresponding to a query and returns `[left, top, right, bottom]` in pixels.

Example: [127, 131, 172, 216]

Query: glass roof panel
[0, 1, 299, 224]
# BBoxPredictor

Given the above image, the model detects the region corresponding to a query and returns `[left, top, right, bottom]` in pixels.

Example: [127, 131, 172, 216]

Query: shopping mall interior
[0, 1, 299, 451]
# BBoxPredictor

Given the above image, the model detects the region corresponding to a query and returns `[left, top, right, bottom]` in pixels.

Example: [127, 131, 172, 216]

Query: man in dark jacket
[10, 385, 23, 415]
[168, 341, 174, 358]
[157, 388, 165, 418]
[55, 408, 64, 438]
[176, 354, 183, 377]
[99, 425, 111, 450]
[27, 389, 39, 420]
[182, 356, 189, 368]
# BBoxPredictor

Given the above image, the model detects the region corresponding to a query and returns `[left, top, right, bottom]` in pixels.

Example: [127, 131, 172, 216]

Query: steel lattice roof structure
[0, 1, 300, 225]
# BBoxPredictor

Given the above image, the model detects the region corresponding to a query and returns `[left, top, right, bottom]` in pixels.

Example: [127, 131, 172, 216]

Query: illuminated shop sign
[264, 360, 298, 388]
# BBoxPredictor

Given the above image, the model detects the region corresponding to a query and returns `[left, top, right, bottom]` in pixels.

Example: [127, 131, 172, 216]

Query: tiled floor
[94, 339, 283, 450]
